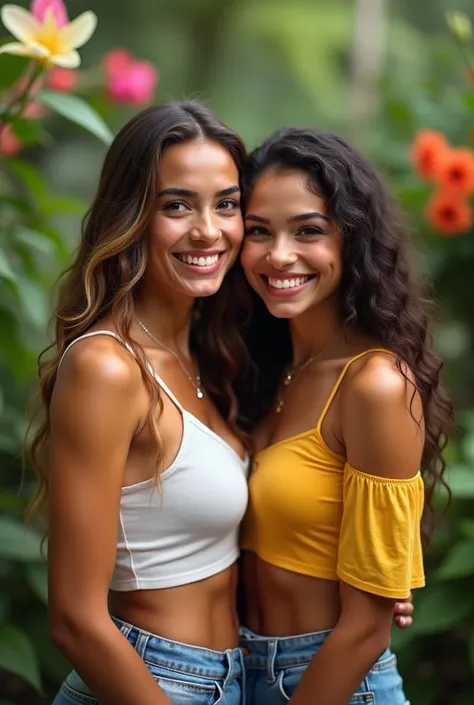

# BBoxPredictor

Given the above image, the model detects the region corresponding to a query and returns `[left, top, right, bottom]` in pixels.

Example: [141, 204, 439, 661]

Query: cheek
[149, 214, 187, 251]
[309, 241, 341, 274]
[226, 213, 245, 248]
[240, 239, 263, 274]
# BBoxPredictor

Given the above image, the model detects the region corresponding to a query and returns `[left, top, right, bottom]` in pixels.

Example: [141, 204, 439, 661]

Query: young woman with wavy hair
[238, 128, 452, 705]
[29, 100, 251, 705]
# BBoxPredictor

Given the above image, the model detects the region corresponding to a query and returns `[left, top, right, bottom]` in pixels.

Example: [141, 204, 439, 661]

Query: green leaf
[24, 562, 48, 604]
[0, 249, 16, 283]
[6, 158, 47, 202]
[437, 539, 474, 580]
[462, 91, 474, 111]
[43, 194, 85, 216]
[0, 624, 42, 693]
[14, 227, 55, 257]
[409, 583, 474, 635]
[0, 517, 43, 562]
[469, 630, 474, 672]
[0, 48, 30, 91]
[459, 519, 474, 539]
[15, 275, 49, 329]
[10, 116, 43, 146]
[447, 464, 474, 499]
[37, 90, 113, 145]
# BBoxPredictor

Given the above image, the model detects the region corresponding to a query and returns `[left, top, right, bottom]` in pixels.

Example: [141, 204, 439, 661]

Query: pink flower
[24, 100, 46, 118]
[104, 48, 158, 106]
[30, 0, 68, 28]
[47, 67, 78, 92]
[104, 49, 132, 75]
[0, 125, 22, 155]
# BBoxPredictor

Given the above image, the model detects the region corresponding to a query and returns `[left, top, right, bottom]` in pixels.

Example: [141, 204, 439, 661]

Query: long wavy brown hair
[239, 127, 453, 538]
[27, 100, 249, 520]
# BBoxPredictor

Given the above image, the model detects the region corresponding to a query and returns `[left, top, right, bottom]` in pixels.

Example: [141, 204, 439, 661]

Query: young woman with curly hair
[238, 127, 452, 705]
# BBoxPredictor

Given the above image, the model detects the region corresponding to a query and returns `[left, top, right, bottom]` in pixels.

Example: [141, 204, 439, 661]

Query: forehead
[157, 139, 239, 190]
[246, 168, 327, 216]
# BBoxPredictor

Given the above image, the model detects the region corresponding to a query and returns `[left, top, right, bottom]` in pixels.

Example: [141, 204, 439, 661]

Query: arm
[48, 338, 172, 705]
[290, 356, 424, 705]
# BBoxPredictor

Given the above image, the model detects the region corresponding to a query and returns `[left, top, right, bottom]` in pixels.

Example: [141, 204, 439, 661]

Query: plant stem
[0, 61, 44, 151]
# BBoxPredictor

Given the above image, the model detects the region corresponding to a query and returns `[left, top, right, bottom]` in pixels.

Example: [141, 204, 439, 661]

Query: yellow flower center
[34, 8, 62, 55]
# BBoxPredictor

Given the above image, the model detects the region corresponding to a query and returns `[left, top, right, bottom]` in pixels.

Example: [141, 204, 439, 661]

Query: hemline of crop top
[240, 348, 425, 600]
[57, 330, 249, 591]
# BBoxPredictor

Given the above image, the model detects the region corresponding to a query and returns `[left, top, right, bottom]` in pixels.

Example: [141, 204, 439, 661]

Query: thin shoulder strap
[316, 348, 394, 433]
[57, 330, 184, 411]
[57, 330, 132, 371]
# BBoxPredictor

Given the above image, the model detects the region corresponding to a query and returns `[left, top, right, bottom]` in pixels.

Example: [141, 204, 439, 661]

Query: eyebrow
[245, 211, 329, 224]
[157, 186, 241, 198]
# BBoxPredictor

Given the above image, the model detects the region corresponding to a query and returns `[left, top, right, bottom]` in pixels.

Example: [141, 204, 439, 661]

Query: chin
[184, 277, 225, 298]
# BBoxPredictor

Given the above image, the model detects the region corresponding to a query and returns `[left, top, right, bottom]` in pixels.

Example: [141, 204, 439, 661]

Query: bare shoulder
[342, 352, 423, 480]
[56, 334, 141, 394]
[344, 351, 420, 414]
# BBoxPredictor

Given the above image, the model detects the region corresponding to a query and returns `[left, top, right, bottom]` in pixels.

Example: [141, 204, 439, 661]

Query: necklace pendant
[196, 388, 204, 399]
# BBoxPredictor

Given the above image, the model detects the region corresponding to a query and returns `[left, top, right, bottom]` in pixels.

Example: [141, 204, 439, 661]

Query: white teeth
[176, 253, 219, 267]
[267, 275, 311, 290]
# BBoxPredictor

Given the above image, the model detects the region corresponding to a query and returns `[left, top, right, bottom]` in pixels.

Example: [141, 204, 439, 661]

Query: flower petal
[1, 5, 41, 44]
[58, 11, 97, 51]
[0, 41, 36, 58]
[51, 49, 81, 68]
[29, 41, 51, 59]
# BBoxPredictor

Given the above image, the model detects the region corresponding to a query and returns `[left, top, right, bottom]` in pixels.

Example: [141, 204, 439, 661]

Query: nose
[267, 239, 298, 269]
[189, 210, 221, 243]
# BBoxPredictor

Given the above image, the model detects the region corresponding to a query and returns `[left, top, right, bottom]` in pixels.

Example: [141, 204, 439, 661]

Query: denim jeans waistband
[112, 616, 244, 684]
[241, 625, 337, 676]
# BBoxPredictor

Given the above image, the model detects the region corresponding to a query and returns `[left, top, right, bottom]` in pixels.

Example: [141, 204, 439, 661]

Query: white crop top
[58, 330, 249, 590]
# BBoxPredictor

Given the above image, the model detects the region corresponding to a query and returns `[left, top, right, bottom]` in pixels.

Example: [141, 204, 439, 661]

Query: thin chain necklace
[275, 334, 341, 414]
[136, 317, 204, 400]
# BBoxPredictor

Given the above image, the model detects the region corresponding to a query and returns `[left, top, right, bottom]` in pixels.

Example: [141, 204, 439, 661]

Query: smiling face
[241, 167, 343, 319]
[145, 138, 243, 299]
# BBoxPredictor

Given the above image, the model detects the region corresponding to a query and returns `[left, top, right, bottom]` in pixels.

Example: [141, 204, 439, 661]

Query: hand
[393, 592, 414, 629]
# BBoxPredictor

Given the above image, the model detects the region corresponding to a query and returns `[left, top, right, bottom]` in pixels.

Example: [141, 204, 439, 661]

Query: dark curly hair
[239, 127, 453, 535]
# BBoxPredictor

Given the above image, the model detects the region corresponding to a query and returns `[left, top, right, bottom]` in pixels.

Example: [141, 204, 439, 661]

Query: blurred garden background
[0, 0, 474, 703]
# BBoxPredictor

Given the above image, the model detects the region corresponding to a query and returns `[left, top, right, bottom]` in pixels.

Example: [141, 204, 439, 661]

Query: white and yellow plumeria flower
[0, 4, 97, 68]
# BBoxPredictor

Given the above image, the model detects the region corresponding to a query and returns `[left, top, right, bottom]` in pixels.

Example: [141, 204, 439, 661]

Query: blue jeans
[240, 627, 409, 705]
[52, 617, 244, 705]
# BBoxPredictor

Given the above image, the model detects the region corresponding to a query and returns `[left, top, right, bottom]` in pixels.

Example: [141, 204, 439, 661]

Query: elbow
[49, 604, 107, 660]
[337, 617, 392, 662]
[351, 619, 392, 660]
[49, 607, 84, 655]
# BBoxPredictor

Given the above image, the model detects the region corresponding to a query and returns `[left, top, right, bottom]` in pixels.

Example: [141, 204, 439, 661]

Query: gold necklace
[275, 334, 341, 414]
[136, 317, 204, 400]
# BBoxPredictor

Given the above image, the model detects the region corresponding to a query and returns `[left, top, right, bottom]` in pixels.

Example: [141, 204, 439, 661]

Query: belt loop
[223, 650, 233, 691]
[267, 639, 278, 683]
[134, 631, 149, 659]
[240, 647, 247, 705]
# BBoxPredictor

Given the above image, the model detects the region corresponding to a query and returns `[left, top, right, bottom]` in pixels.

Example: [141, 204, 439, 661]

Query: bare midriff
[242, 552, 340, 637]
[109, 563, 239, 650]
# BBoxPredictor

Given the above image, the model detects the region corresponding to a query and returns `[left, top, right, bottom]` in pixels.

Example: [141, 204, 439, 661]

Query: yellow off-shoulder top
[240, 349, 425, 599]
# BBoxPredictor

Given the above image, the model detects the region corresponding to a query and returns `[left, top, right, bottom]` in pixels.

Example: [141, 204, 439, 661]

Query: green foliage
[37, 91, 113, 145]
[0, 0, 473, 702]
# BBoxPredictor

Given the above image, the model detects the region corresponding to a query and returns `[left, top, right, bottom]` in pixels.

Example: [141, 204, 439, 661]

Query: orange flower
[435, 147, 474, 197]
[426, 191, 472, 235]
[410, 130, 448, 180]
